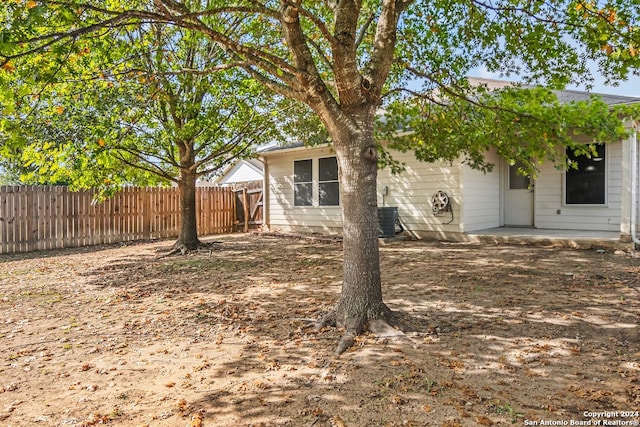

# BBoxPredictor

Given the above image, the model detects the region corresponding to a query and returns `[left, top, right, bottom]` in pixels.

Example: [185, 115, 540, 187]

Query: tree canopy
[0, 15, 287, 192]
[0, 9, 299, 248]
[1, 0, 639, 353]
[378, 84, 639, 178]
[2, 1, 639, 178]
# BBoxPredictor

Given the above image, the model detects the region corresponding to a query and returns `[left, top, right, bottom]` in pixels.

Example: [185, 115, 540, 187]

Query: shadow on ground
[0, 235, 638, 426]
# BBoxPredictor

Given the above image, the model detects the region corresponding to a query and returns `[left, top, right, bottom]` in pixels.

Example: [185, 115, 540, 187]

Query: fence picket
[0, 185, 245, 254]
[0, 186, 5, 254]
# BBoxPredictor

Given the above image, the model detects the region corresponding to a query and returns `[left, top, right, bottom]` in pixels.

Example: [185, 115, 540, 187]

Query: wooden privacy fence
[232, 181, 264, 232]
[0, 185, 236, 254]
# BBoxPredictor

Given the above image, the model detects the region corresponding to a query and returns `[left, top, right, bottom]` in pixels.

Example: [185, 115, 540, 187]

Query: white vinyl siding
[217, 162, 263, 184]
[263, 137, 630, 239]
[265, 146, 343, 234]
[461, 148, 501, 232]
[215, 160, 264, 185]
[535, 142, 622, 231]
[377, 148, 465, 237]
[265, 145, 467, 237]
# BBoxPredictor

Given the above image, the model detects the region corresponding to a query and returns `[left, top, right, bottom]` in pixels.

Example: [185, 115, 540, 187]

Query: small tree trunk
[175, 168, 201, 250]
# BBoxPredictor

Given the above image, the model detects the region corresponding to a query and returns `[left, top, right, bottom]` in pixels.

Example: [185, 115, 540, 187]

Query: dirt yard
[0, 234, 638, 427]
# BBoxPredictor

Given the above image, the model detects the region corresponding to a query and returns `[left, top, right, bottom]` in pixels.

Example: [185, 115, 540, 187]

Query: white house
[259, 89, 640, 246]
[213, 159, 264, 185]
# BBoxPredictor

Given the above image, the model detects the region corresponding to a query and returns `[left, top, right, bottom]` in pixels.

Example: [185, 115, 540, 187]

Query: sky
[470, 66, 640, 98]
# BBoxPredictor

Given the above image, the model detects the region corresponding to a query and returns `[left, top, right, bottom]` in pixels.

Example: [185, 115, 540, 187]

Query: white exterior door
[504, 162, 534, 226]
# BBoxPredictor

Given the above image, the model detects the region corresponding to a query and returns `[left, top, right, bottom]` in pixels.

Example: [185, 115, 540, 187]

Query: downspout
[631, 127, 640, 246]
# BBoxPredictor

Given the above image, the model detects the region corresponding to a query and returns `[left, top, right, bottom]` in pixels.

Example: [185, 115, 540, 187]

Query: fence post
[242, 187, 249, 233]
[25, 186, 34, 252]
[143, 188, 151, 240]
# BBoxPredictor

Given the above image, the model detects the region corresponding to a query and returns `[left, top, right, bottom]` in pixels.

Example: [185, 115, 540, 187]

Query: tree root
[335, 328, 359, 356]
[367, 318, 407, 338]
[157, 240, 223, 258]
[315, 308, 415, 356]
[164, 244, 190, 256]
[314, 311, 337, 330]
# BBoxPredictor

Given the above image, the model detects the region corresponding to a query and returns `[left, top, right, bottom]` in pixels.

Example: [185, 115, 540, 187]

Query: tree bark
[326, 106, 391, 354]
[175, 168, 201, 250]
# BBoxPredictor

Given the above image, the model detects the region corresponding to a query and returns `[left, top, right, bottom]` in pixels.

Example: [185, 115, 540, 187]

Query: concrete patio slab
[465, 227, 635, 251]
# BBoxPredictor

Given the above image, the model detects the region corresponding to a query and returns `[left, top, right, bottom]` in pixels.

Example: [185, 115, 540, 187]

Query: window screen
[318, 157, 339, 206]
[565, 145, 605, 205]
[294, 159, 313, 206]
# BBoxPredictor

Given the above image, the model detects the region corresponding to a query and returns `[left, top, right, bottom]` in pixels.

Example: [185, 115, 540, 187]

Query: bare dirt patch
[0, 234, 638, 427]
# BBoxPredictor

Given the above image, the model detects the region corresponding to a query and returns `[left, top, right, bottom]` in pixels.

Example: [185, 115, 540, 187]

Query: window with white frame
[565, 144, 606, 205]
[293, 156, 340, 206]
[294, 159, 313, 206]
[509, 161, 532, 190]
[318, 157, 340, 206]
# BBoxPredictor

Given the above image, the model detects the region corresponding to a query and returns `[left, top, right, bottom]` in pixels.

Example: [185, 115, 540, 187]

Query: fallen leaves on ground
[0, 235, 638, 426]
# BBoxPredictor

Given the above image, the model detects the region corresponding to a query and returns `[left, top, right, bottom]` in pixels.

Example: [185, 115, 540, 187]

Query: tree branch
[331, 0, 362, 105]
[278, 0, 330, 103]
[2, 10, 167, 65]
[362, 0, 407, 103]
[355, 12, 377, 48]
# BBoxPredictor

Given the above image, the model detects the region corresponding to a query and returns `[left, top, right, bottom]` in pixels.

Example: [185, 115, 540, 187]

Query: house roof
[259, 141, 332, 156]
[259, 141, 305, 153]
[467, 77, 640, 105]
[244, 159, 264, 171]
[553, 89, 640, 106]
[260, 80, 639, 155]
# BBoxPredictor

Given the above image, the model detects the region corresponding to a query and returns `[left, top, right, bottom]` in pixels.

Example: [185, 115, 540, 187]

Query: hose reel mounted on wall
[431, 190, 454, 224]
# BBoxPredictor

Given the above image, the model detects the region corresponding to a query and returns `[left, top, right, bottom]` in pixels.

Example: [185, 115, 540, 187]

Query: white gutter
[631, 126, 640, 246]
[259, 142, 332, 157]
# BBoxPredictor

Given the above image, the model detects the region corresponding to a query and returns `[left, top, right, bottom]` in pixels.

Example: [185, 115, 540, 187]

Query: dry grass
[0, 234, 638, 426]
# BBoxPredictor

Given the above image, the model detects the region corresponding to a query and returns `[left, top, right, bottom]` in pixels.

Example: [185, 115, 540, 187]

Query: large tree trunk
[175, 168, 201, 250]
[326, 108, 392, 354]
